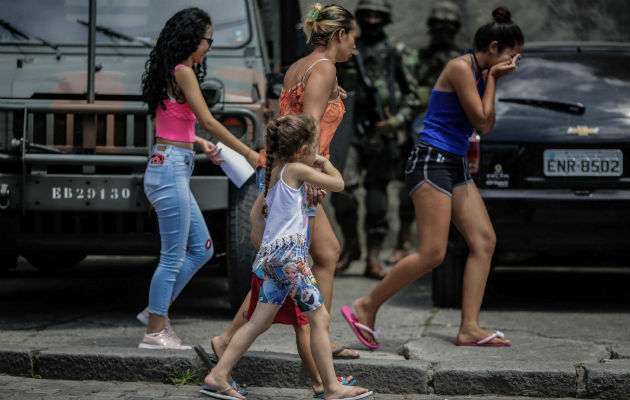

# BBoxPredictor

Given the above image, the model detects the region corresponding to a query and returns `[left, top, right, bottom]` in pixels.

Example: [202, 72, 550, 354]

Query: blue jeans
[144, 144, 214, 317]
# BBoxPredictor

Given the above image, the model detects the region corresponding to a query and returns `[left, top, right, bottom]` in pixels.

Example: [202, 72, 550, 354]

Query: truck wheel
[0, 252, 18, 273]
[227, 176, 258, 311]
[432, 241, 467, 308]
[23, 252, 86, 271]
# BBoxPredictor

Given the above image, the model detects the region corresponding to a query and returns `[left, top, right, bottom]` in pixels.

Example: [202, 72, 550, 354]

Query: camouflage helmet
[356, 0, 392, 24]
[427, 0, 461, 28]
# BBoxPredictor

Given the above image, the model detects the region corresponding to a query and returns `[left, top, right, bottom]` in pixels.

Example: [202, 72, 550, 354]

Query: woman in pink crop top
[137, 7, 259, 351]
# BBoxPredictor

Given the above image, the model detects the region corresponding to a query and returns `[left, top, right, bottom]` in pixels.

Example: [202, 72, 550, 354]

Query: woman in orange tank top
[208, 5, 367, 398]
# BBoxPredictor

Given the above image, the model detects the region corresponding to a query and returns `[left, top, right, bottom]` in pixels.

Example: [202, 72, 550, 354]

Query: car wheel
[23, 252, 86, 271]
[227, 175, 258, 312]
[0, 252, 18, 273]
[432, 241, 467, 308]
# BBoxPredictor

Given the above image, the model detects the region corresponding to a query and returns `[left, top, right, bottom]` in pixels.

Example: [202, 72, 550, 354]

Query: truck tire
[23, 252, 86, 271]
[227, 176, 258, 311]
[432, 239, 467, 308]
[0, 252, 18, 273]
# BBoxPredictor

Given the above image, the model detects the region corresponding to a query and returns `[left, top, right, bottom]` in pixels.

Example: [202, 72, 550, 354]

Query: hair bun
[308, 3, 324, 21]
[492, 6, 511, 23]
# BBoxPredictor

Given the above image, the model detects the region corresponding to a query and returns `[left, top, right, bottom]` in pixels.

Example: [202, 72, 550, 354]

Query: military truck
[0, 0, 304, 310]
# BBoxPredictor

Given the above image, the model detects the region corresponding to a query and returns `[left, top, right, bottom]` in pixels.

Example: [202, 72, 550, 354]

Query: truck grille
[8, 108, 150, 154]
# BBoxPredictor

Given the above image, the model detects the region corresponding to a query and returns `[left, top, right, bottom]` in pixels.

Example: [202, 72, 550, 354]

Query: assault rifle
[353, 49, 399, 159]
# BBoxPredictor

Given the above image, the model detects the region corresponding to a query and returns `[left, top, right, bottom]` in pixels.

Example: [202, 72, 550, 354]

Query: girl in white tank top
[202, 114, 373, 400]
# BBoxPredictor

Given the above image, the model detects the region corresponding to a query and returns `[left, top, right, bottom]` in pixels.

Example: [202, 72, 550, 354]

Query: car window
[496, 52, 630, 117]
[0, 0, 250, 48]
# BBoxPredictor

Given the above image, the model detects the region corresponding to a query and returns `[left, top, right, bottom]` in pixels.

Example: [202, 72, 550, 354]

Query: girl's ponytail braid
[262, 120, 279, 218]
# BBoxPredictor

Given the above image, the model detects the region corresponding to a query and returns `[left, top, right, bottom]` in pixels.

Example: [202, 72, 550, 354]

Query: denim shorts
[404, 141, 473, 197]
[256, 167, 316, 217]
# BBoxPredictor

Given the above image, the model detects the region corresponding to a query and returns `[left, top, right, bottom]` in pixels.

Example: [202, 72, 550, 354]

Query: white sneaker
[136, 307, 182, 344]
[138, 329, 192, 350]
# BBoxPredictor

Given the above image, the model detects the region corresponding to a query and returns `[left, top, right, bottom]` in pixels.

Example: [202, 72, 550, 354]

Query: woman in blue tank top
[344, 7, 524, 348]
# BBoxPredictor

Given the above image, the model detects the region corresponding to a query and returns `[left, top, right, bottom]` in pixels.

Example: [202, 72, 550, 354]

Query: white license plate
[543, 149, 623, 177]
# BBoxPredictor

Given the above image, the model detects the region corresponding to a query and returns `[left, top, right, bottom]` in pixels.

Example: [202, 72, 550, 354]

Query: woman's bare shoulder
[305, 60, 336, 88]
[445, 56, 470, 74]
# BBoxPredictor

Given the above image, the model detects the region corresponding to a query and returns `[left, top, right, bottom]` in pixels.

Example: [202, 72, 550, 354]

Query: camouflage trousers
[331, 144, 397, 254]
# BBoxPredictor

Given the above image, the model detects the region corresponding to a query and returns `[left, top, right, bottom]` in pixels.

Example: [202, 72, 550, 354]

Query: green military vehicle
[0, 0, 304, 309]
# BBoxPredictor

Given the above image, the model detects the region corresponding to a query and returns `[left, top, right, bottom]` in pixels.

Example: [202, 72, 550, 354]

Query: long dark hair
[141, 7, 211, 116]
[262, 114, 318, 218]
[473, 6, 524, 53]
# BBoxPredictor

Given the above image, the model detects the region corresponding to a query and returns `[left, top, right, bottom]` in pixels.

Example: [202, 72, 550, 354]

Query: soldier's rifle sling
[353, 51, 386, 122]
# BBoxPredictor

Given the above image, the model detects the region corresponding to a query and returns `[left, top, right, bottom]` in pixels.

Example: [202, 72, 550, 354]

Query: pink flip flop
[455, 331, 511, 347]
[340, 305, 381, 349]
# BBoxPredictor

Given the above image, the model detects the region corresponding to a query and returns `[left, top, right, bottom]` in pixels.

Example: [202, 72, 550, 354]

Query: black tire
[226, 176, 258, 311]
[23, 252, 86, 271]
[0, 252, 18, 273]
[432, 233, 467, 308]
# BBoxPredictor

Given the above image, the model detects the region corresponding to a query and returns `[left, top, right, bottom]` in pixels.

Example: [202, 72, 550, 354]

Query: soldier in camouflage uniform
[390, 0, 464, 264]
[416, 0, 464, 106]
[332, 0, 419, 279]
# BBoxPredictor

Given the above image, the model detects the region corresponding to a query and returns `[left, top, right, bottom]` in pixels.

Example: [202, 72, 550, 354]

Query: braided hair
[262, 114, 318, 218]
[141, 8, 210, 116]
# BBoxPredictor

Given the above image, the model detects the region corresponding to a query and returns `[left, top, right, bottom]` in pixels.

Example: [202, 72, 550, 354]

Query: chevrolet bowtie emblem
[567, 126, 599, 136]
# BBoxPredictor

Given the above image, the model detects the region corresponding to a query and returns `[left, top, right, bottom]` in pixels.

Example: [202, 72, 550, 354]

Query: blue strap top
[419, 53, 486, 156]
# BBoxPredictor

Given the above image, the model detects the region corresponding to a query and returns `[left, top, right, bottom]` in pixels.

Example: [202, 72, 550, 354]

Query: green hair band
[309, 10, 319, 20]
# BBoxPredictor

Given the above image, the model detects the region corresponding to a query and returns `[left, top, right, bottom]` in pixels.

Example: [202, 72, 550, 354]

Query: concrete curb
[0, 347, 628, 398]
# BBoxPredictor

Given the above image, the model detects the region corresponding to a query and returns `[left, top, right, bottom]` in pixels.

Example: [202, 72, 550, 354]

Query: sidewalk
[0, 260, 628, 399]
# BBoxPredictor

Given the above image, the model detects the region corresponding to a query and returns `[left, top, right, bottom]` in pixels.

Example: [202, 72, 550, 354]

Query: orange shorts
[246, 275, 308, 325]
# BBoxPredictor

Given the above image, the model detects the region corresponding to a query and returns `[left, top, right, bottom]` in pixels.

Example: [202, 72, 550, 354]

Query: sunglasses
[203, 36, 214, 47]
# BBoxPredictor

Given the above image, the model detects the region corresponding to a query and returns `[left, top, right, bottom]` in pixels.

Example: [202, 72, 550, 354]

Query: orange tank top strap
[259, 59, 345, 167]
[301, 58, 341, 101]
[173, 63, 186, 72]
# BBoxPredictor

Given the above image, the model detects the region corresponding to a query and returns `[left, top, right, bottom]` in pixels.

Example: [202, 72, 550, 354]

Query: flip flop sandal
[198, 345, 247, 395]
[194, 344, 217, 368]
[341, 305, 381, 349]
[321, 390, 374, 400]
[200, 385, 242, 400]
[231, 380, 248, 396]
[313, 376, 358, 398]
[332, 345, 360, 359]
[337, 376, 356, 386]
[455, 331, 512, 347]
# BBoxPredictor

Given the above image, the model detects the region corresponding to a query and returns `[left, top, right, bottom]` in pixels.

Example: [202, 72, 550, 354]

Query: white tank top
[260, 164, 309, 247]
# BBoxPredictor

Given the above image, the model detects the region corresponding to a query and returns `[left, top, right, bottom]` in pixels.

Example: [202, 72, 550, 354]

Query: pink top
[155, 64, 197, 143]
